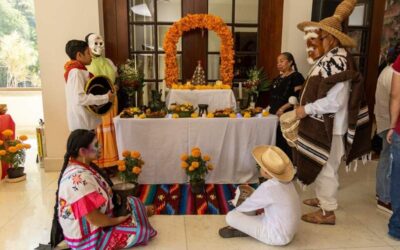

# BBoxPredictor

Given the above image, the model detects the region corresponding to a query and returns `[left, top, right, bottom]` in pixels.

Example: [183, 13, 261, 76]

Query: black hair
[388, 42, 400, 64]
[281, 52, 299, 72]
[50, 129, 113, 247]
[65, 40, 89, 60]
[85, 33, 94, 44]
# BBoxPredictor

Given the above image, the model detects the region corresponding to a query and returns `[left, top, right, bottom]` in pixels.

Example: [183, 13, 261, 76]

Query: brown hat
[252, 145, 295, 182]
[297, 0, 357, 48]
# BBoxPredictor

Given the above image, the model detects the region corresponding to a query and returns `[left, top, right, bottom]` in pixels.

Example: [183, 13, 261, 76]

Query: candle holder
[198, 104, 209, 117]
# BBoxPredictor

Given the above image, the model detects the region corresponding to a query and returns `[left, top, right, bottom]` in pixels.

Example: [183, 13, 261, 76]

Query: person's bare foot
[146, 205, 155, 217]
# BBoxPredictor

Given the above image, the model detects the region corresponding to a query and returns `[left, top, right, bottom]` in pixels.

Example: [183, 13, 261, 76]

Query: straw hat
[297, 0, 357, 48]
[252, 145, 294, 182]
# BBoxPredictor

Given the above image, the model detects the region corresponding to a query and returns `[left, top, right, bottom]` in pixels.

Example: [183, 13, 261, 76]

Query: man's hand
[387, 129, 394, 144]
[295, 105, 307, 119]
[107, 91, 115, 101]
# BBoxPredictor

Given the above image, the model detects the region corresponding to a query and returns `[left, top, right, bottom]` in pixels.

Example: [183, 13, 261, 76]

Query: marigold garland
[163, 14, 234, 88]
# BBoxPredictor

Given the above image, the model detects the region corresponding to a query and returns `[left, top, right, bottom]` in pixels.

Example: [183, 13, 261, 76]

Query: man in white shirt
[64, 40, 113, 131]
[294, 0, 371, 225]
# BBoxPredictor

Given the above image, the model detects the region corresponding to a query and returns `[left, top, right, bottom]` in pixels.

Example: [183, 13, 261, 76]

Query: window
[0, 0, 41, 88]
[128, 0, 182, 91]
[208, 0, 259, 83]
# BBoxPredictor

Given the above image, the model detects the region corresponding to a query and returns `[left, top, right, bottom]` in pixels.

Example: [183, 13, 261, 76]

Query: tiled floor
[0, 139, 399, 249]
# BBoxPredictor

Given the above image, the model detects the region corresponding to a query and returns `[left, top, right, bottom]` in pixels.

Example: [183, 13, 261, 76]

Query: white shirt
[303, 47, 351, 135]
[65, 69, 109, 131]
[374, 65, 393, 134]
[236, 179, 301, 245]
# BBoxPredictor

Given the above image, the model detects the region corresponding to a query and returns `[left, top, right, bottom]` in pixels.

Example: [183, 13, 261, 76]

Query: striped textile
[136, 183, 258, 215]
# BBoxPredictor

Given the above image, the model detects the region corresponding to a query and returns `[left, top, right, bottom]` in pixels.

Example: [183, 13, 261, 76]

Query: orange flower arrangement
[180, 147, 214, 184]
[0, 130, 31, 168]
[163, 14, 234, 87]
[117, 150, 144, 183]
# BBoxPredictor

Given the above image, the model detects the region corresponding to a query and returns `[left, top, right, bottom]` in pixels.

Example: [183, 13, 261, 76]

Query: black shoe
[219, 226, 248, 238]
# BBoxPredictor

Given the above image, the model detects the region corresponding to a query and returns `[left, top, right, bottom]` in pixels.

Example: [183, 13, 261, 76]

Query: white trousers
[315, 135, 345, 211]
[226, 210, 290, 246]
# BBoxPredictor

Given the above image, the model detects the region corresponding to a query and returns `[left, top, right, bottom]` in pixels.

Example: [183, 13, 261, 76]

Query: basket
[279, 110, 299, 147]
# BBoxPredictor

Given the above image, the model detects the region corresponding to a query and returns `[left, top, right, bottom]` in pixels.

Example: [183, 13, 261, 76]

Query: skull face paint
[303, 27, 325, 64]
[88, 34, 105, 56]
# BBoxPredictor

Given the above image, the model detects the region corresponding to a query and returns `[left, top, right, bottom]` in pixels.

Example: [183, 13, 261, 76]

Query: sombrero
[297, 0, 357, 48]
[85, 75, 115, 116]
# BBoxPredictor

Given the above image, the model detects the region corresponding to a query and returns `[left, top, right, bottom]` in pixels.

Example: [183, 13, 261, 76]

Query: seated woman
[269, 52, 305, 159]
[51, 129, 156, 249]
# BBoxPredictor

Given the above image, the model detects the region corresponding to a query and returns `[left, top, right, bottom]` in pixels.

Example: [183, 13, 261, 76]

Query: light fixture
[131, 3, 152, 17]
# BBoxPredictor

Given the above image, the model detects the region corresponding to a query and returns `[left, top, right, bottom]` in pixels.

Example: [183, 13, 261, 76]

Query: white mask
[88, 34, 105, 56]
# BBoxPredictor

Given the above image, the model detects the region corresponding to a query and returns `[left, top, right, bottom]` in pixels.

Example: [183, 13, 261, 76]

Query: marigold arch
[163, 14, 234, 88]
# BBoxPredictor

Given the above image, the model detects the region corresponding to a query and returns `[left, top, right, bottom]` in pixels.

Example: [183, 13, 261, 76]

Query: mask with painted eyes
[304, 28, 325, 64]
[88, 34, 105, 56]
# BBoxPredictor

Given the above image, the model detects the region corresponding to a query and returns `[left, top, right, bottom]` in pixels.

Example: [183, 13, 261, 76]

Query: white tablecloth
[113, 116, 278, 184]
[166, 89, 237, 112]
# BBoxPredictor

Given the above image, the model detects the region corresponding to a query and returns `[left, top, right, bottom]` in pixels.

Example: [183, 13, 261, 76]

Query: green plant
[180, 147, 214, 183]
[118, 59, 144, 106]
[116, 150, 144, 183]
[243, 67, 270, 96]
[0, 130, 30, 168]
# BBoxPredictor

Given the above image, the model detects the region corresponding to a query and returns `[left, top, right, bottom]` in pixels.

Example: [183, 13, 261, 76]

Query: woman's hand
[115, 214, 131, 225]
[276, 109, 284, 117]
[295, 106, 307, 119]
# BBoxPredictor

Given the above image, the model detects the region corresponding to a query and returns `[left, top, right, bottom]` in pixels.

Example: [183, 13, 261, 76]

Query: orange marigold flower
[122, 150, 130, 158]
[117, 160, 125, 167]
[181, 154, 188, 161]
[118, 164, 126, 172]
[181, 161, 189, 169]
[19, 135, 28, 141]
[1, 129, 13, 137]
[0, 150, 6, 156]
[132, 166, 141, 174]
[203, 155, 211, 161]
[16, 144, 24, 150]
[0, 140, 3, 145]
[191, 149, 201, 158]
[188, 166, 195, 172]
[23, 144, 31, 149]
[131, 151, 141, 159]
[8, 146, 17, 153]
[191, 161, 199, 168]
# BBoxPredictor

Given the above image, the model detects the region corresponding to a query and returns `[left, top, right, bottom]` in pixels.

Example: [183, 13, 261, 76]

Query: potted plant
[118, 59, 144, 107]
[180, 147, 214, 194]
[112, 150, 144, 216]
[243, 67, 270, 108]
[0, 129, 31, 181]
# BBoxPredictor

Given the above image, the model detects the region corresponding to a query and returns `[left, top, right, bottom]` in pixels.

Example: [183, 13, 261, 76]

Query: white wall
[281, 0, 313, 76]
[34, 0, 102, 171]
[0, 91, 43, 132]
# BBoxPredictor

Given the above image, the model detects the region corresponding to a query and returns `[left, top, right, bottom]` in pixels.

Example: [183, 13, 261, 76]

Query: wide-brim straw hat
[252, 145, 294, 182]
[297, 0, 357, 48]
[279, 110, 299, 147]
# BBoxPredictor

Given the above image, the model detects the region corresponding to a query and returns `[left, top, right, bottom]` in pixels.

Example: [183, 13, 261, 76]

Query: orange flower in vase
[0, 130, 31, 179]
[180, 147, 215, 194]
[118, 150, 144, 184]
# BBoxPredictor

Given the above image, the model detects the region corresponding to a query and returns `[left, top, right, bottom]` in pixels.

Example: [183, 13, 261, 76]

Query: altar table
[113, 115, 278, 184]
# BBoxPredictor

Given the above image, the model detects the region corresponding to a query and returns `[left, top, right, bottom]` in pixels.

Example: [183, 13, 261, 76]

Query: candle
[135, 91, 138, 107]
[142, 83, 149, 106]
[161, 81, 166, 102]
[134, 54, 137, 71]
[238, 82, 243, 99]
